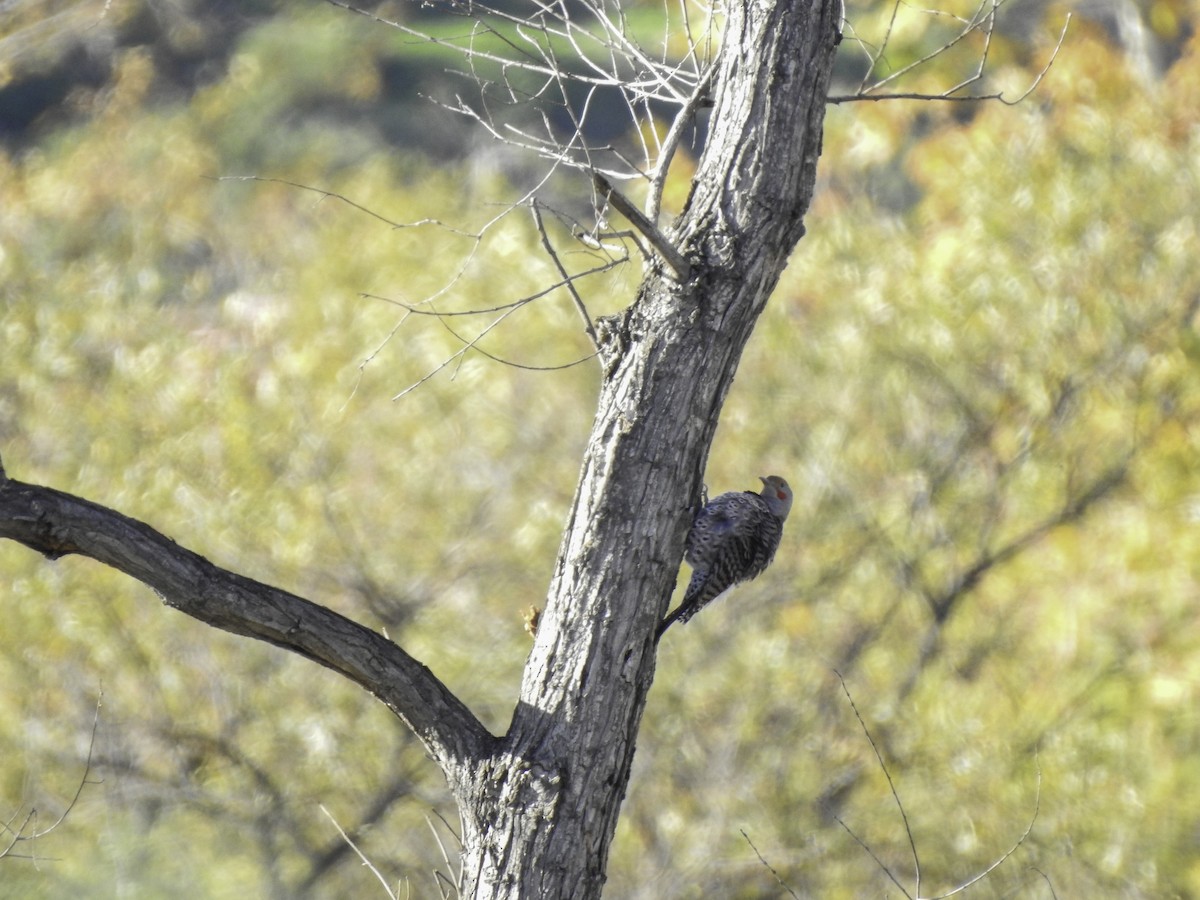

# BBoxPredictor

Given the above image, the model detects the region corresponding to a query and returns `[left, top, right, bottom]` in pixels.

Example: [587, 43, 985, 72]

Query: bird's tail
[654, 604, 687, 642]
[654, 570, 707, 642]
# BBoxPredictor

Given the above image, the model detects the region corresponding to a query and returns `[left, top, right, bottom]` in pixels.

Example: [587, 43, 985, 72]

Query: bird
[656, 475, 793, 640]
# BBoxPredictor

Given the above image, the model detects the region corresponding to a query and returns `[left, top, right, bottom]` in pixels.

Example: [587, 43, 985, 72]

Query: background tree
[3, 0, 1200, 897]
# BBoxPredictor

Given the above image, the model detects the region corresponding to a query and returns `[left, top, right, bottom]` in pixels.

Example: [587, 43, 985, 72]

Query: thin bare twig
[926, 755, 1040, 898]
[646, 63, 717, 223]
[833, 672, 1044, 899]
[1029, 865, 1060, 899]
[307, 0, 718, 399]
[834, 670, 920, 897]
[829, 4, 1071, 108]
[319, 804, 399, 900]
[996, 14, 1071, 106]
[425, 813, 463, 898]
[832, 814, 914, 899]
[212, 176, 479, 236]
[531, 201, 601, 349]
[391, 297, 597, 400]
[868, 0, 1001, 95]
[740, 829, 801, 900]
[361, 255, 624, 320]
[315, 0, 1067, 408]
[1, 693, 104, 862]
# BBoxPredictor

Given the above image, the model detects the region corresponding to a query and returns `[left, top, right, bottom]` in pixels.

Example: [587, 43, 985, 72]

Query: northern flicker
[656, 475, 793, 640]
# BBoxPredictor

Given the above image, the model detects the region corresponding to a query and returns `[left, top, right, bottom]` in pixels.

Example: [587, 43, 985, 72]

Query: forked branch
[325, 0, 718, 223]
[832, 672, 1043, 900]
[1, 695, 103, 862]
[592, 172, 691, 280]
[829, 0, 1071, 106]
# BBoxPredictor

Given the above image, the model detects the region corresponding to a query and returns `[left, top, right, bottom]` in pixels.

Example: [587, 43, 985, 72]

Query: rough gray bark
[0, 0, 840, 896]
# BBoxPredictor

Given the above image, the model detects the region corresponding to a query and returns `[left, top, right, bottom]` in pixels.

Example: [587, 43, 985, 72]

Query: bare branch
[531, 201, 601, 349]
[390, 296, 598, 402]
[926, 756, 1041, 899]
[0, 809, 37, 863]
[832, 813, 914, 900]
[996, 15, 1071, 106]
[1, 694, 103, 862]
[832, 673, 1043, 899]
[646, 63, 717, 223]
[329, 0, 716, 192]
[592, 172, 691, 280]
[867, 0, 1000, 95]
[319, 804, 401, 900]
[425, 812, 464, 898]
[304, 0, 717, 398]
[1029, 866, 1061, 899]
[0, 464, 496, 775]
[740, 829, 801, 900]
[828, 4, 1071, 107]
[362, 254, 623, 320]
[854, 0, 904, 94]
[213, 176, 479, 236]
[835, 670, 921, 896]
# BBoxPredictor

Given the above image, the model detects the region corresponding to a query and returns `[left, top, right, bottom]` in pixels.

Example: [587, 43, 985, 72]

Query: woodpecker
[656, 475, 793, 640]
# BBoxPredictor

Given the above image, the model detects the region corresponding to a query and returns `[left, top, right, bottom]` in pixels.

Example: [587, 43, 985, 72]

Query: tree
[1, 0, 1111, 893]
[1, 0, 841, 894]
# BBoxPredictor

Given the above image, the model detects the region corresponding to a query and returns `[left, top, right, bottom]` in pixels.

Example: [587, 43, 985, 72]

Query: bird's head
[759, 475, 794, 521]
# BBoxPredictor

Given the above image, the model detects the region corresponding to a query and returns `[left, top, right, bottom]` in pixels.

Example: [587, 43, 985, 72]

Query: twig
[425, 812, 463, 898]
[996, 15, 1071, 106]
[646, 63, 717, 224]
[1029, 865, 1060, 900]
[1, 692, 104, 862]
[926, 755, 1041, 899]
[319, 804, 399, 900]
[831, 813, 914, 899]
[835, 670, 922, 894]
[592, 172, 691, 280]
[829, 6, 1070, 108]
[361, 255, 624, 319]
[867, 0, 1001, 95]
[428, 807, 463, 848]
[0, 809, 36, 861]
[833, 672, 1045, 899]
[213, 176, 478, 237]
[530, 201, 600, 349]
[740, 829, 801, 900]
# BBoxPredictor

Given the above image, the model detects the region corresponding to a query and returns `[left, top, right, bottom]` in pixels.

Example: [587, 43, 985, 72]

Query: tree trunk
[453, 0, 841, 895]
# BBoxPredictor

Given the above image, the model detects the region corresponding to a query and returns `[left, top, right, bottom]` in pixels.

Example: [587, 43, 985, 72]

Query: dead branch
[740, 829, 802, 900]
[1, 694, 103, 863]
[0, 460, 496, 774]
[833, 673, 1042, 900]
[592, 172, 691, 280]
[531, 200, 601, 349]
[829, 4, 1071, 107]
[834, 670, 919, 898]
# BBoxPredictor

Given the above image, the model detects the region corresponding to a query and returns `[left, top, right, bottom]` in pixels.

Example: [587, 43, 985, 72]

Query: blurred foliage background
[2, 0, 1200, 897]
